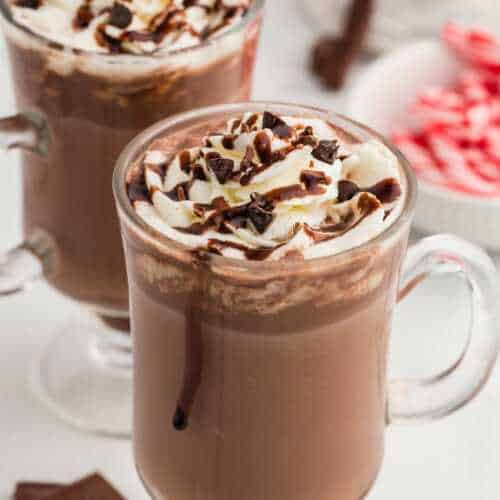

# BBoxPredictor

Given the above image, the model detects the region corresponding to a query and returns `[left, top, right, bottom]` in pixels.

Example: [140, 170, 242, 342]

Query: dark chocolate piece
[253, 131, 272, 164]
[337, 178, 401, 204]
[247, 193, 274, 234]
[337, 179, 360, 202]
[300, 170, 331, 192]
[44, 474, 124, 499]
[14, 474, 124, 500]
[127, 181, 149, 203]
[14, 482, 62, 500]
[108, 2, 132, 29]
[311, 140, 339, 164]
[206, 156, 234, 184]
[73, 4, 94, 29]
[262, 111, 293, 139]
[222, 135, 235, 150]
[367, 178, 402, 204]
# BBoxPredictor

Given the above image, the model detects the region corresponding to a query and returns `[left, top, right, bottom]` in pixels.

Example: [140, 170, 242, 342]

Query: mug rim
[113, 101, 418, 269]
[0, 0, 264, 60]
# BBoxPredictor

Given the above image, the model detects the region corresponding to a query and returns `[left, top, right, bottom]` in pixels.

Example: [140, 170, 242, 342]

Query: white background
[1, 1, 500, 498]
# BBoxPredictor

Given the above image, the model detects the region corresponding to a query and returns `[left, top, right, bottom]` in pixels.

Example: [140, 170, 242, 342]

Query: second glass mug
[114, 102, 499, 500]
[0, 1, 264, 436]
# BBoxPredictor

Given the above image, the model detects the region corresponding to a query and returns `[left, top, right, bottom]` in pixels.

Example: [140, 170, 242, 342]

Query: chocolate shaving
[73, 3, 94, 29]
[247, 193, 275, 234]
[262, 111, 293, 139]
[337, 180, 360, 202]
[311, 140, 339, 164]
[367, 178, 402, 204]
[165, 182, 190, 202]
[253, 131, 272, 164]
[192, 164, 207, 181]
[206, 155, 234, 184]
[222, 135, 235, 150]
[300, 170, 332, 192]
[95, 24, 123, 53]
[338, 178, 402, 204]
[127, 180, 149, 202]
[246, 113, 259, 128]
[295, 126, 318, 147]
[109, 2, 133, 29]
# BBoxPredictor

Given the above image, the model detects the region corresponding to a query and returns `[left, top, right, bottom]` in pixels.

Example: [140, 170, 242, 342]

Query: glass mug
[113, 102, 499, 500]
[0, 1, 264, 436]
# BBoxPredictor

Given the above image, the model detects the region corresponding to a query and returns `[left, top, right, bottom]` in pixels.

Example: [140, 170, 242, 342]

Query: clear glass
[0, 1, 264, 437]
[113, 102, 499, 499]
[299, 0, 500, 52]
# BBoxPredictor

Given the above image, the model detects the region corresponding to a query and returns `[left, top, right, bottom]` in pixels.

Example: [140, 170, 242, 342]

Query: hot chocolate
[117, 107, 408, 499]
[3, 0, 261, 320]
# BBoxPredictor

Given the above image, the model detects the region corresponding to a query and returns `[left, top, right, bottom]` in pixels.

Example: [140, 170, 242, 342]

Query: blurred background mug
[0, 0, 263, 437]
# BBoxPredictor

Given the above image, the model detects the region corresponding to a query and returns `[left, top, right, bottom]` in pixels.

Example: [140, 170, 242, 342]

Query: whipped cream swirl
[128, 112, 404, 261]
[10, 0, 251, 54]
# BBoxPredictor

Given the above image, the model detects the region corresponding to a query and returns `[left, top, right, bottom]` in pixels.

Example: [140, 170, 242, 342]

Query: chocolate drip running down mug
[114, 102, 499, 500]
[0, 0, 264, 437]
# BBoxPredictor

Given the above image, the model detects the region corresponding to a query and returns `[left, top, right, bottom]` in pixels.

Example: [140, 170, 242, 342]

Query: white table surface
[1, 1, 500, 499]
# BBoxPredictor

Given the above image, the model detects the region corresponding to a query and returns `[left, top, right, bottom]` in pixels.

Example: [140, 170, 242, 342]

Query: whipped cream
[9, 0, 251, 54]
[128, 112, 404, 261]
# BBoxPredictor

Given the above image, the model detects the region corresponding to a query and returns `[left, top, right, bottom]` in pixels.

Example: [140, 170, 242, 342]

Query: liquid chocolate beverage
[117, 107, 409, 500]
[3, 0, 261, 322]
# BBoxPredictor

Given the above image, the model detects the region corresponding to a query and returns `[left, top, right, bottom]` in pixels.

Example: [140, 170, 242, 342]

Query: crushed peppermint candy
[392, 23, 500, 197]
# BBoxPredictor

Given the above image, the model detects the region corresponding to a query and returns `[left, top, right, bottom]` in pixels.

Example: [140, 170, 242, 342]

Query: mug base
[32, 314, 132, 439]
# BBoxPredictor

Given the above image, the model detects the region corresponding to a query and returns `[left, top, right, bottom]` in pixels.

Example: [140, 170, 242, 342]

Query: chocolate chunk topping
[108, 2, 133, 29]
[337, 180, 360, 202]
[179, 150, 192, 172]
[300, 170, 332, 192]
[262, 111, 283, 130]
[192, 164, 207, 181]
[222, 135, 235, 150]
[295, 126, 318, 147]
[206, 155, 234, 184]
[247, 193, 275, 234]
[254, 131, 272, 164]
[15, 0, 41, 8]
[165, 182, 189, 202]
[367, 178, 402, 204]
[246, 113, 259, 128]
[230, 119, 242, 133]
[312, 140, 339, 164]
[338, 178, 401, 204]
[73, 4, 94, 29]
[95, 24, 123, 53]
[128, 180, 149, 202]
[262, 111, 293, 139]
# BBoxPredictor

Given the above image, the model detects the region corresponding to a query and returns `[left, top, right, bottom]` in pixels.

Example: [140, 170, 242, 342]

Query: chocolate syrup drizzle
[127, 112, 403, 262]
[173, 295, 204, 431]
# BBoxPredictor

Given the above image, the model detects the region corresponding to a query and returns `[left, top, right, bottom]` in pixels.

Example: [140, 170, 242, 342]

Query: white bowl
[348, 40, 500, 251]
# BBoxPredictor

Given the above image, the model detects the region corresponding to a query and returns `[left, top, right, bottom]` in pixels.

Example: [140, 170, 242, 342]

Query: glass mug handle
[389, 234, 499, 423]
[0, 112, 56, 297]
